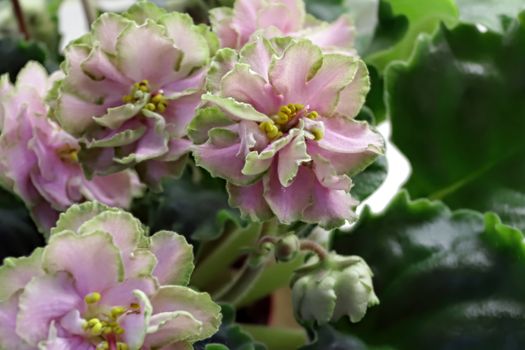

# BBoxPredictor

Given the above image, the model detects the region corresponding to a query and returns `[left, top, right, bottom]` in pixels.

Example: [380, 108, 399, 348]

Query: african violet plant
[1, 0, 525, 349]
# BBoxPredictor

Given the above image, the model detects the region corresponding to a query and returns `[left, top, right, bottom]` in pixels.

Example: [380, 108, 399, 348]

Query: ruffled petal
[116, 21, 183, 89]
[209, 7, 239, 49]
[227, 182, 273, 221]
[81, 170, 144, 209]
[151, 286, 221, 341]
[299, 15, 355, 52]
[220, 63, 281, 115]
[43, 231, 123, 296]
[268, 40, 323, 104]
[193, 138, 258, 186]
[0, 248, 44, 301]
[150, 231, 194, 286]
[335, 60, 370, 118]
[144, 311, 202, 348]
[92, 13, 132, 55]
[277, 132, 311, 187]
[0, 293, 32, 350]
[313, 117, 384, 174]
[16, 272, 81, 345]
[51, 201, 110, 236]
[263, 165, 313, 224]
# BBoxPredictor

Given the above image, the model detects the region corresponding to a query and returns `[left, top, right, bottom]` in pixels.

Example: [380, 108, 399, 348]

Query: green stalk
[240, 324, 307, 350]
[191, 221, 262, 290]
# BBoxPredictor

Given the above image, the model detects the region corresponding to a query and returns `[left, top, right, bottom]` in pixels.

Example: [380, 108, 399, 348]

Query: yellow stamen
[306, 111, 319, 119]
[84, 292, 101, 305]
[151, 94, 163, 104]
[97, 341, 109, 350]
[130, 303, 140, 311]
[114, 326, 125, 335]
[57, 145, 79, 164]
[311, 127, 324, 141]
[117, 342, 129, 350]
[145, 103, 156, 111]
[111, 306, 126, 319]
[90, 321, 103, 336]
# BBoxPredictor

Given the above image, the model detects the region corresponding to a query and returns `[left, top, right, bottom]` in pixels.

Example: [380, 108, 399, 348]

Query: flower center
[122, 80, 169, 113]
[259, 104, 323, 141]
[82, 292, 139, 350]
[56, 144, 79, 163]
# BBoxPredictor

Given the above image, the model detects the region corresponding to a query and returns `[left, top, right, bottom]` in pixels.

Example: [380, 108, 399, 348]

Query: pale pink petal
[227, 182, 273, 221]
[43, 231, 123, 296]
[303, 171, 358, 227]
[194, 141, 258, 186]
[277, 132, 311, 187]
[100, 277, 157, 306]
[81, 170, 144, 208]
[164, 93, 202, 139]
[16, 272, 81, 345]
[144, 312, 202, 348]
[15, 62, 49, 97]
[302, 54, 358, 115]
[299, 15, 355, 51]
[335, 60, 370, 118]
[92, 13, 131, 55]
[268, 40, 323, 104]
[150, 231, 194, 286]
[263, 165, 314, 224]
[314, 118, 384, 174]
[0, 248, 44, 301]
[221, 63, 281, 115]
[116, 22, 182, 89]
[209, 7, 239, 49]
[0, 293, 32, 350]
[151, 286, 221, 340]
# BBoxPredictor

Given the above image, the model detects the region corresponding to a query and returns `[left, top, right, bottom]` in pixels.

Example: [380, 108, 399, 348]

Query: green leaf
[351, 155, 387, 202]
[131, 164, 242, 242]
[0, 0, 63, 58]
[0, 188, 44, 261]
[0, 37, 46, 79]
[456, 0, 525, 33]
[195, 304, 267, 350]
[330, 191, 525, 349]
[386, 17, 525, 230]
[366, 0, 458, 72]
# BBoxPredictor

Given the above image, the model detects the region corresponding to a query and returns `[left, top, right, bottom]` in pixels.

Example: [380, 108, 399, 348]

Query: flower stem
[80, 0, 96, 28]
[299, 240, 329, 261]
[10, 0, 30, 40]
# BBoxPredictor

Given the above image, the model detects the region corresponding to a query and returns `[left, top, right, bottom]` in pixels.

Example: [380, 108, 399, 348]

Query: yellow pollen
[84, 292, 101, 305]
[97, 341, 109, 350]
[89, 321, 103, 336]
[117, 342, 129, 350]
[122, 80, 169, 113]
[311, 127, 324, 141]
[306, 111, 319, 119]
[57, 145, 79, 164]
[111, 306, 126, 319]
[259, 121, 282, 139]
[114, 326, 125, 335]
[145, 103, 156, 111]
[130, 303, 140, 310]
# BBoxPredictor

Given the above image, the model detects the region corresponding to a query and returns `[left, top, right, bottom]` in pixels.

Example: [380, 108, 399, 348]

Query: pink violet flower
[51, 1, 218, 184]
[0, 202, 221, 350]
[189, 37, 384, 228]
[210, 0, 355, 52]
[0, 62, 144, 232]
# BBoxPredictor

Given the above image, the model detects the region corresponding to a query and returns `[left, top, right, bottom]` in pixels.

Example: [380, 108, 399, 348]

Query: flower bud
[274, 235, 300, 262]
[291, 254, 378, 324]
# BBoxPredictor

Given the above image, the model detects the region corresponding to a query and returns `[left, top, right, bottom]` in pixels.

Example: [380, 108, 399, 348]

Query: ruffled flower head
[0, 202, 221, 349]
[52, 1, 218, 184]
[210, 0, 355, 52]
[0, 62, 143, 231]
[190, 37, 384, 228]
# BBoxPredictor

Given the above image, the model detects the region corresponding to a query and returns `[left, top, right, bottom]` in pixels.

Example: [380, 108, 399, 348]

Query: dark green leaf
[364, 0, 408, 57]
[301, 324, 369, 350]
[330, 191, 525, 349]
[387, 17, 525, 230]
[0, 188, 44, 261]
[131, 165, 242, 242]
[351, 155, 387, 202]
[195, 304, 267, 350]
[365, 0, 458, 72]
[0, 37, 46, 79]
